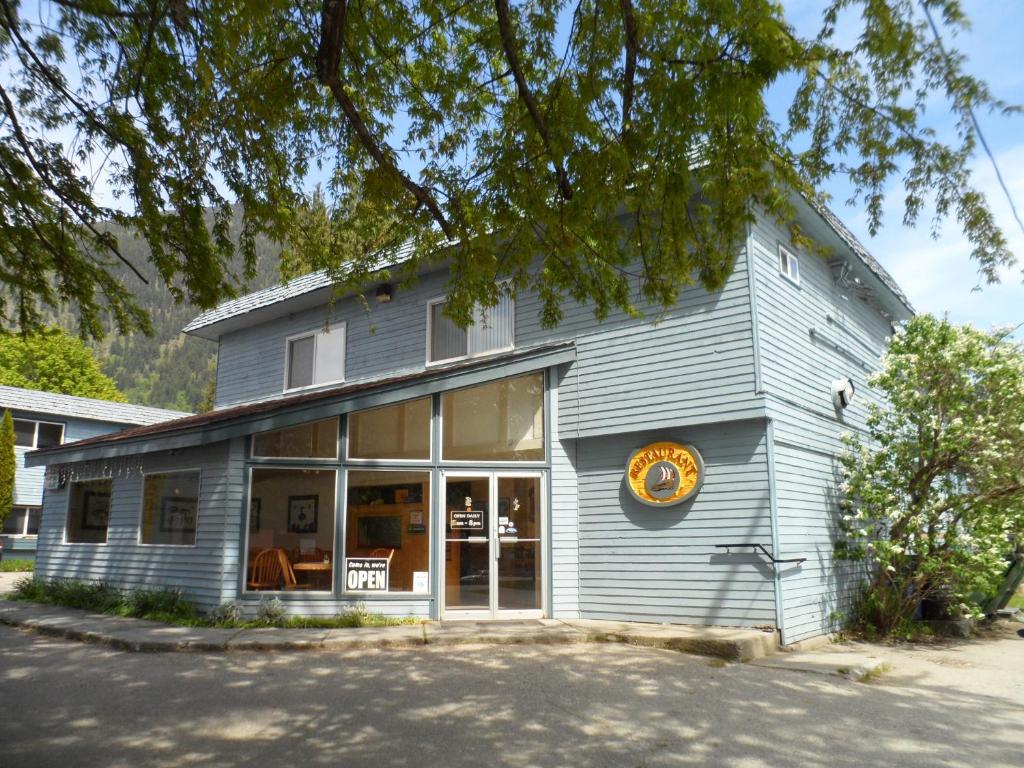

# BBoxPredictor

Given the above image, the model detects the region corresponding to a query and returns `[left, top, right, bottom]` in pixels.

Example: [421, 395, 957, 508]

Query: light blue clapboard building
[1, 386, 189, 562]
[27, 198, 912, 644]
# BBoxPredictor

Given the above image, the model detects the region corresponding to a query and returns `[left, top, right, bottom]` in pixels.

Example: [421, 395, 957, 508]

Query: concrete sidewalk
[0, 599, 778, 660]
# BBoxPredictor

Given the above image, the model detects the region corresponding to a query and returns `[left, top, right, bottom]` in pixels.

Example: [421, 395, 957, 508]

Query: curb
[0, 602, 774, 661]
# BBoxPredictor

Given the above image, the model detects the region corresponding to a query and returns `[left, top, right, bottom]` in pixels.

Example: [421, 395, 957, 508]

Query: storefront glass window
[441, 372, 545, 461]
[140, 471, 200, 545]
[345, 470, 431, 593]
[65, 478, 112, 544]
[348, 398, 431, 460]
[245, 468, 336, 591]
[252, 418, 338, 459]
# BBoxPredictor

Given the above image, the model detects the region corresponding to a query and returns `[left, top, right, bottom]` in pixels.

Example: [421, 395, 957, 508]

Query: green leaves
[0, 1, 1016, 336]
[838, 315, 1024, 633]
[0, 327, 126, 401]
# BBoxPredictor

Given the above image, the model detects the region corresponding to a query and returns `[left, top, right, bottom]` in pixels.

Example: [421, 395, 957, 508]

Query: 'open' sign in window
[345, 558, 389, 591]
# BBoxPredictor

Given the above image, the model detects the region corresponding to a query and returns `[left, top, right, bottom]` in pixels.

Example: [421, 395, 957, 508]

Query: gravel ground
[1, 620, 1022, 768]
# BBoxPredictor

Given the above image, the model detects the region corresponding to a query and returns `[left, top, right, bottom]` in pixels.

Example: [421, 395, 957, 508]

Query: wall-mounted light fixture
[375, 283, 393, 303]
[830, 377, 855, 409]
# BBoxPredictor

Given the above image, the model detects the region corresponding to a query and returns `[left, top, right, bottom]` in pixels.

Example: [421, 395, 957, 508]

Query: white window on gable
[285, 324, 346, 391]
[427, 291, 514, 365]
[779, 244, 800, 285]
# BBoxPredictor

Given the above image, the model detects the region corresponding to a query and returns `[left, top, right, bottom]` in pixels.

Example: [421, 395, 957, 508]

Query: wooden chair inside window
[247, 548, 283, 590]
[279, 549, 316, 590]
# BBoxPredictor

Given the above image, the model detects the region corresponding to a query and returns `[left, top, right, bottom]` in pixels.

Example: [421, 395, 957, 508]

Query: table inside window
[292, 561, 333, 589]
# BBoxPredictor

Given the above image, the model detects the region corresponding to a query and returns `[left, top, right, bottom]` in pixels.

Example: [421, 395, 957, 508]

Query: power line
[920, 2, 1024, 242]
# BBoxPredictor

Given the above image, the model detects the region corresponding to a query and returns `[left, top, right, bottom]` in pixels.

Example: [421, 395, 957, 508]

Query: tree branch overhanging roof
[182, 201, 913, 342]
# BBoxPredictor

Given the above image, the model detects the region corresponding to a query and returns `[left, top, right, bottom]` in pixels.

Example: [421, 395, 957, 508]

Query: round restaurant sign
[625, 442, 704, 507]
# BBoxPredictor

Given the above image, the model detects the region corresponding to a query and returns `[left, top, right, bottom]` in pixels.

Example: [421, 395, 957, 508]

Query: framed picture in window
[249, 498, 261, 533]
[160, 497, 198, 533]
[288, 495, 319, 534]
[80, 491, 111, 530]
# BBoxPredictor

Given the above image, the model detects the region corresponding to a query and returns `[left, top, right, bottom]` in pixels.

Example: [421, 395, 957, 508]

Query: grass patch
[0, 558, 34, 573]
[10, 578, 417, 629]
[1009, 592, 1024, 610]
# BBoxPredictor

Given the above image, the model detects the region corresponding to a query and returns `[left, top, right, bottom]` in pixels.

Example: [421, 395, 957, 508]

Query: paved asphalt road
[1, 622, 1022, 768]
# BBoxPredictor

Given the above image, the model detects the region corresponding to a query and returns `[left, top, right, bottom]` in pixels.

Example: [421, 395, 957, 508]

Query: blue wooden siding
[574, 420, 777, 627]
[214, 253, 764, 441]
[749, 214, 893, 643]
[550, 366, 580, 618]
[35, 440, 240, 610]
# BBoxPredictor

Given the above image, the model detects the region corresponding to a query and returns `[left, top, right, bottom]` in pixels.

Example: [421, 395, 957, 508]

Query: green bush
[123, 587, 199, 623]
[0, 558, 34, 572]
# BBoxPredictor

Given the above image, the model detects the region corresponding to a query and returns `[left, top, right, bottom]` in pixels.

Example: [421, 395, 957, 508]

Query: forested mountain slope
[55, 226, 284, 412]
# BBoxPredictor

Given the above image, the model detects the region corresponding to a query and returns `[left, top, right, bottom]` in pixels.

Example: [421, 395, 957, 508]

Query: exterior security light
[831, 377, 855, 409]
[375, 283, 393, 303]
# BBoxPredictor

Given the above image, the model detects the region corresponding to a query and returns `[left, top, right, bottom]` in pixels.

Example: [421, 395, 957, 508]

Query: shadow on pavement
[0, 625, 1021, 768]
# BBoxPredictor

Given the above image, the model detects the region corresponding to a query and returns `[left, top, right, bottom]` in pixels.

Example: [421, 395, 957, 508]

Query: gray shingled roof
[0, 386, 191, 426]
[182, 241, 417, 338]
[182, 268, 336, 335]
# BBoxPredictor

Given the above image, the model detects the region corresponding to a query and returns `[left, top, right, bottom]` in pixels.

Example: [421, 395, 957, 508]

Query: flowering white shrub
[837, 315, 1024, 634]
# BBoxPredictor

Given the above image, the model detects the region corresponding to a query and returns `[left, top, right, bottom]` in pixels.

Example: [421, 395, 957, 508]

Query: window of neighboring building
[779, 244, 800, 285]
[12, 419, 65, 449]
[427, 291, 514, 364]
[441, 372, 545, 462]
[252, 418, 339, 459]
[345, 470, 431, 594]
[285, 324, 346, 390]
[3, 506, 40, 536]
[65, 478, 112, 544]
[348, 398, 432, 461]
[245, 468, 337, 592]
[140, 470, 201, 545]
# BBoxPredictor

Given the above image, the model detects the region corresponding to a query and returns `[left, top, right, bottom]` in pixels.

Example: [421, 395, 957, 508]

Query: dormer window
[779, 244, 800, 285]
[427, 291, 514, 365]
[285, 324, 346, 391]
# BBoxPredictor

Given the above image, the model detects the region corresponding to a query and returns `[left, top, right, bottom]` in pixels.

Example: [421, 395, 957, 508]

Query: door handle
[495, 542, 501, 560]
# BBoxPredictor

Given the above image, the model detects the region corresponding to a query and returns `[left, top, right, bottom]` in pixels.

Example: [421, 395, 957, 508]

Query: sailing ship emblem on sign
[626, 442, 704, 507]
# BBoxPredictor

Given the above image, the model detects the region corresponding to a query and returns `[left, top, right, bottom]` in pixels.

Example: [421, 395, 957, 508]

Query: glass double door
[442, 472, 544, 618]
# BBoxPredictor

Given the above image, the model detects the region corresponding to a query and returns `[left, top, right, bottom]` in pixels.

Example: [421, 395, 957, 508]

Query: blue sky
[779, 0, 1024, 335]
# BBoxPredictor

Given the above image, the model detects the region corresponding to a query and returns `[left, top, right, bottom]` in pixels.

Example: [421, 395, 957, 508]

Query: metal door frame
[439, 470, 547, 620]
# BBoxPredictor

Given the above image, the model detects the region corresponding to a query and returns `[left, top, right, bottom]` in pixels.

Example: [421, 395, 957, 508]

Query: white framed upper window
[284, 324, 346, 391]
[778, 244, 800, 285]
[427, 290, 514, 365]
[13, 419, 65, 449]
